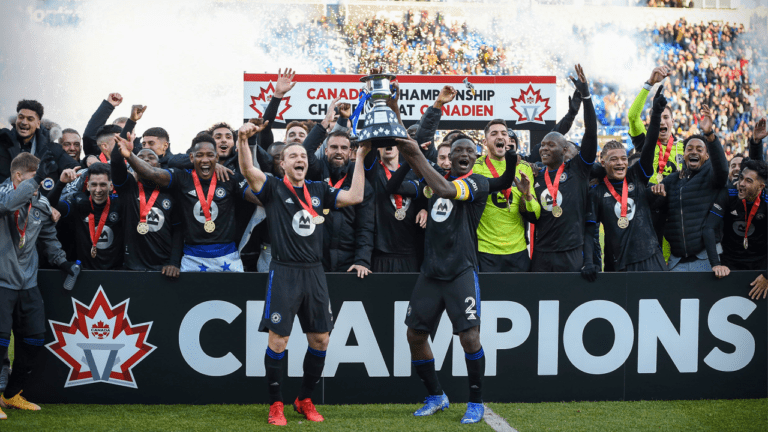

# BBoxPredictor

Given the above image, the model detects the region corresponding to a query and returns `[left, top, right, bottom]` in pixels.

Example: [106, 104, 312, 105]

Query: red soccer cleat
[268, 401, 287, 426]
[294, 397, 324, 422]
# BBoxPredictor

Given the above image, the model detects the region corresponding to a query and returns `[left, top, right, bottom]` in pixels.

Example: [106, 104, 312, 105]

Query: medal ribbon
[603, 177, 629, 218]
[328, 174, 347, 189]
[381, 160, 403, 210]
[88, 196, 111, 252]
[283, 176, 320, 218]
[99, 153, 108, 164]
[13, 183, 32, 245]
[137, 182, 161, 224]
[656, 135, 675, 177]
[742, 191, 761, 245]
[485, 155, 511, 200]
[444, 170, 473, 181]
[543, 164, 565, 211]
[192, 170, 217, 224]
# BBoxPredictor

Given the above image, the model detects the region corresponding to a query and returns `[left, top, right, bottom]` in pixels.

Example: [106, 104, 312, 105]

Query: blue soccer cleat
[413, 393, 449, 416]
[460, 402, 484, 424]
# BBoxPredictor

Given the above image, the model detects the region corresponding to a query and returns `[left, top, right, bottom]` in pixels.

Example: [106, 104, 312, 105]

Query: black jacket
[657, 134, 728, 258]
[84, 100, 141, 158]
[0, 126, 78, 184]
[322, 170, 374, 271]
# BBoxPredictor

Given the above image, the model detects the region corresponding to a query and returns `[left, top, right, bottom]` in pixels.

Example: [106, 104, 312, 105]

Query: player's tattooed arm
[117, 135, 172, 187]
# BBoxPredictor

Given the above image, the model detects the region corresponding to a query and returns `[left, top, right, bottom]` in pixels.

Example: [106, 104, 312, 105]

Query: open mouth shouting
[200, 162, 212, 177]
[686, 154, 701, 169]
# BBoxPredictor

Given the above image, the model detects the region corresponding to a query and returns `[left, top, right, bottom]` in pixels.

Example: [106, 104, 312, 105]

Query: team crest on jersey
[162, 199, 171, 210]
[431, 198, 454, 222]
[42, 178, 54, 191]
[757, 213, 765, 220]
[271, 312, 282, 324]
[675, 154, 684, 166]
[311, 196, 320, 208]
[292, 210, 316, 236]
[46, 287, 156, 388]
[560, 172, 568, 182]
[108, 212, 119, 223]
[32, 209, 41, 219]
[215, 187, 226, 198]
[628, 183, 635, 192]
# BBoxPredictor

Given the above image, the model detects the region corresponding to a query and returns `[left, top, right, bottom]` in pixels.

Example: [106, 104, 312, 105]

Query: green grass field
[0, 399, 765, 431]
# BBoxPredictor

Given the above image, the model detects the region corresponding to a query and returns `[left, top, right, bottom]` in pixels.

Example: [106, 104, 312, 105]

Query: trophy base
[369, 137, 399, 149]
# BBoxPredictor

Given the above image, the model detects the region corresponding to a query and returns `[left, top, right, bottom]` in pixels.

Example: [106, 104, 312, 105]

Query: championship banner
[29, 271, 766, 404]
[243, 74, 557, 131]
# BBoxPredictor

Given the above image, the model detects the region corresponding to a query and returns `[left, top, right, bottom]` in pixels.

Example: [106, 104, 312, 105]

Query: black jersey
[57, 192, 124, 270]
[588, 163, 658, 270]
[114, 174, 179, 271]
[254, 175, 340, 263]
[365, 156, 424, 256]
[421, 173, 489, 280]
[710, 188, 768, 268]
[532, 156, 592, 252]
[165, 169, 249, 246]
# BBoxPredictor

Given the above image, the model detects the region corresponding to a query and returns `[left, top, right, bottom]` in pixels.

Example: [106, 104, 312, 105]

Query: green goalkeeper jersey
[475, 155, 540, 255]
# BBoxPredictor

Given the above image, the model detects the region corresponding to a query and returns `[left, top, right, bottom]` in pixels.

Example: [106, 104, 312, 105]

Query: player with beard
[704, 159, 767, 284]
[0, 153, 77, 420]
[48, 162, 125, 269]
[475, 119, 539, 272]
[650, 104, 728, 271]
[58, 129, 82, 162]
[116, 131, 263, 273]
[389, 135, 516, 424]
[109, 129, 182, 277]
[581, 87, 667, 280]
[530, 65, 597, 272]
[236, 122, 368, 425]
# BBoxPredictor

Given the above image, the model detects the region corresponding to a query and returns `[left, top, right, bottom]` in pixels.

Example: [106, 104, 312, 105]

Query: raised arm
[238, 122, 270, 193]
[83, 93, 121, 157]
[553, 89, 582, 135]
[110, 134, 130, 188]
[395, 137, 455, 199]
[336, 143, 371, 207]
[259, 68, 297, 150]
[571, 64, 597, 164]
[117, 136, 171, 187]
[699, 105, 728, 188]
[638, 86, 667, 178]
[384, 160, 420, 197]
[750, 118, 767, 161]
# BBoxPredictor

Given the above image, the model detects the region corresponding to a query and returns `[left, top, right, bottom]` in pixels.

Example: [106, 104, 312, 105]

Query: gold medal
[423, 186, 433, 199]
[137, 222, 149, 235]
[744, 238, 749, 250]
[204, 220, 216, 233]
[312, 215, 324, 225]
[91, 245, 98, 258]
[617, 216, 629, 229]
[656, 173, 663, 183]
[323, 209, 330, 215]
[552, 206, 563, 218]
[395, 208, 406, 220]
[18, 234, 25, 249]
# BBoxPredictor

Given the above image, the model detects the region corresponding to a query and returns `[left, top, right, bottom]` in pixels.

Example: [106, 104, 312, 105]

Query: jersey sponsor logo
[730, 210, 738, 216]
[146, 208, 166, 232]
[466, 177, 478, 192]
[613, 198, 636, 221]
[215, 187, 226, 198]
[733, 221, 755, 237]
[431, 198, 454, 222]
[292, 209, 316, 236]
[193, 201, 219, 224]
[539, 189, 563, 212]
[84, 217, 116, 249]
[271, 312, 282, 324]
[46, 287, 156, 388]
[311, 196, 320, 208]
[534, 182, 540, 188]
[285, 198, 294, 204]
[162, 199, 171, 210]
[604, 192, 611, 198]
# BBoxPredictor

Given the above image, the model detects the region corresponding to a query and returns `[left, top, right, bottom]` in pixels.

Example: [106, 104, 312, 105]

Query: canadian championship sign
[29, 270, 767, 404]
[243, 74, 557, 131]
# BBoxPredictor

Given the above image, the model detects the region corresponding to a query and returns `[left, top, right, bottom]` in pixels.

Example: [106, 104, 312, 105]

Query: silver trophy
[356, 72, 408, 149]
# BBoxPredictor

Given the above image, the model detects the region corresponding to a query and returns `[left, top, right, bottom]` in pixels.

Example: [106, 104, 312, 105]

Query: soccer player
[704, 159, 767, 281]
[530, 65, 597, 272]
[475, 119, 539, 272]
[728, 118, 766, 187]
[0, 152, 77, 420]
[236, 122, 367, 425]
[649, 104, 728, 271]
[116, 132, 261, 272]
[581, 87, 668, 280]
[391, 135, 516, 424]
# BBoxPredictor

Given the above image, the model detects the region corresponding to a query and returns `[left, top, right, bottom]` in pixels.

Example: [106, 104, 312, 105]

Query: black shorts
[258, 261, 334, 336]
[478, 250, 531, 272]
[531, 246, 584, 272]
[405, 268, 481, 335]
[0, 287, 46, 336]
[372, 253, 420, 273]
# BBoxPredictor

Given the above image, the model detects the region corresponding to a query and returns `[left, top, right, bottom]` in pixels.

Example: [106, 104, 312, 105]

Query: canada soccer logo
[46, 287, 156, 388]
[510, 84, 551, 125]
[249, 81, 292, 121]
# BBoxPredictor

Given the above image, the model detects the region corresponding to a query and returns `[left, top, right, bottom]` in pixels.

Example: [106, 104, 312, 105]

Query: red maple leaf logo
[510, 84, 551, 125]
[249, 82, 292, 121]
[47, 287, 156, 388]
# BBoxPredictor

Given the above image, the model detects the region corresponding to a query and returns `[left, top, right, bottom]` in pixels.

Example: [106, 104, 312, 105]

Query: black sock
[4, 335, 44, 399]
[465, 347, 484, 404]
[265, 347, 285, 405]
[297, 347, 326, 401]
[413, 358, 442, 396]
